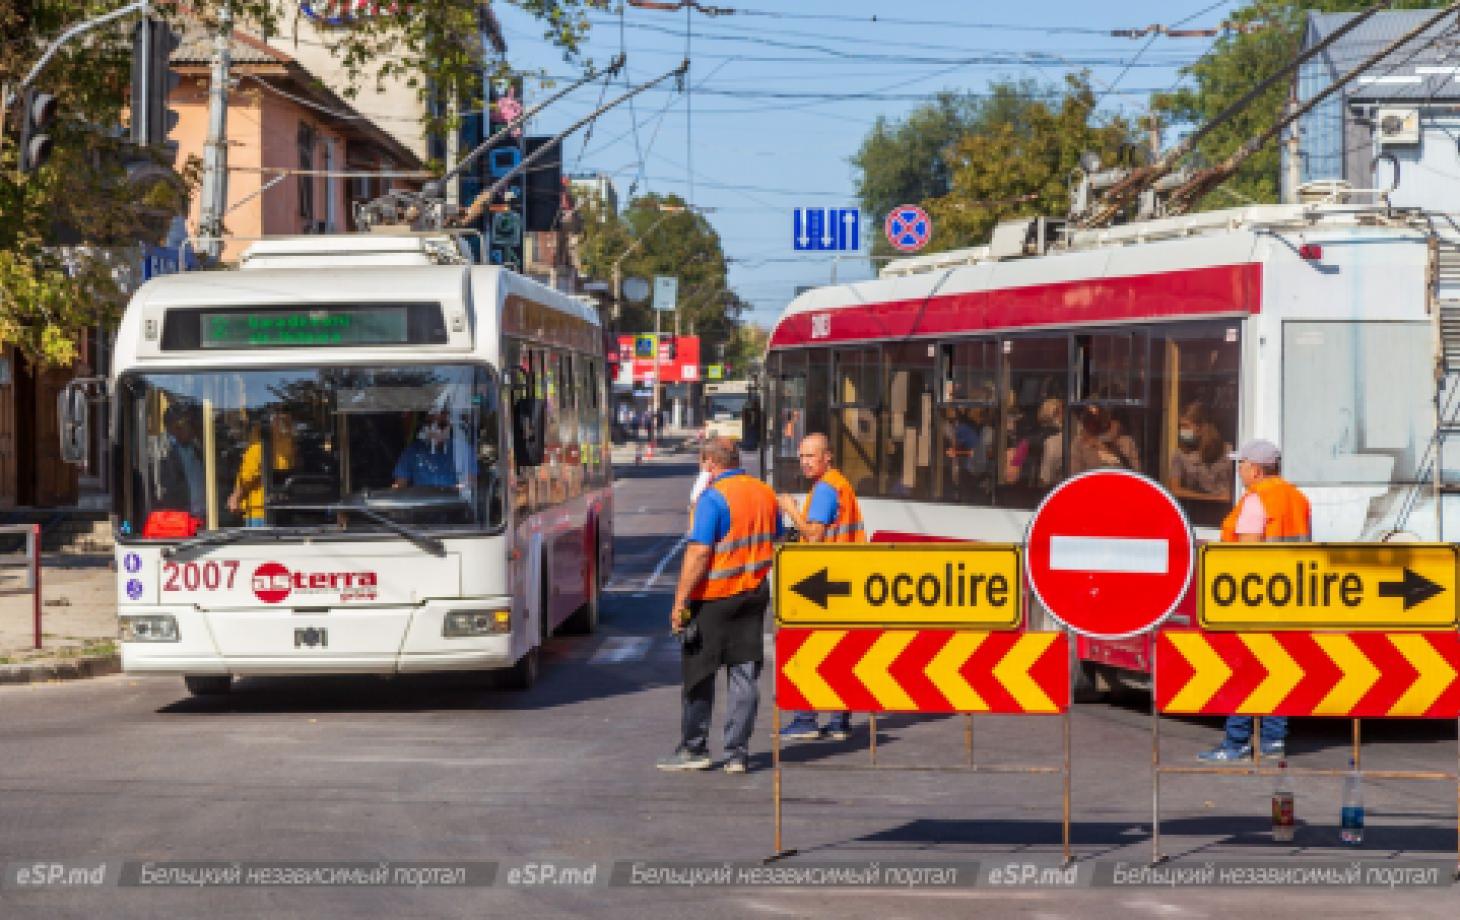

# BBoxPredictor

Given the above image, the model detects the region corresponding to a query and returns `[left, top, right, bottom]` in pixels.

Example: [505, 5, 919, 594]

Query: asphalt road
[1, 455, 1458, 918]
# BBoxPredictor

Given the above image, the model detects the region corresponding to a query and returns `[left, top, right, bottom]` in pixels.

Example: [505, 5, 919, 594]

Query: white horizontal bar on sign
[1048, 536, 1169, 575]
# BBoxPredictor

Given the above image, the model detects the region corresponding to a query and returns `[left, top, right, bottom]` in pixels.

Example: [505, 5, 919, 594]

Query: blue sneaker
[823, 718, 852, 742]
[779, 719, 822, 741]
[1196, 744, 1252, 763]
[1259, 741, 1286, 758]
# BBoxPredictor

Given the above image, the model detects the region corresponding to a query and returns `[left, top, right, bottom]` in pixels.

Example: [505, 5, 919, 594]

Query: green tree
[853, 91, 984, 260]
[0, 0, 594, 367]
[926, 75, 1136, 252]
[1153, 0, 1446, 210]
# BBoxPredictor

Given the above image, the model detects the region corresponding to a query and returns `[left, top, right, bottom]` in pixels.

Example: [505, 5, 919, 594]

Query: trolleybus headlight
[443, 608, 512, 637]
[119, 615, 180, 642]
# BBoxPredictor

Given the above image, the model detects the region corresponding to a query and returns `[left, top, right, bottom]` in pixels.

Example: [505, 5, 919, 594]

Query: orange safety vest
[800, 467, 866, 543]
[692, 472, 780, 601]
[1220, 475, 1312, 543]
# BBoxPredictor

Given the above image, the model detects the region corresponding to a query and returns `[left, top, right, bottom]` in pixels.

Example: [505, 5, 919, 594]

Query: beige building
[168, 18, 424, 263]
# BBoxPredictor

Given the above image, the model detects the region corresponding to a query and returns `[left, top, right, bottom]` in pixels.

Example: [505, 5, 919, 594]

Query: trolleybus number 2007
[162, 560, 241, 592]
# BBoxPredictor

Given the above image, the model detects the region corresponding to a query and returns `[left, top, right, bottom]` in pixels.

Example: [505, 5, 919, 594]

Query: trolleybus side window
[1068, 332, 1149, 478]
[937, 340, 998, 505]
[769, 351, 808, 489]
[832, 348, 880, 496]
[882, 343, 937, 501]
[1000, 335, 1069, 509]
[1156, 324, 1240, 526]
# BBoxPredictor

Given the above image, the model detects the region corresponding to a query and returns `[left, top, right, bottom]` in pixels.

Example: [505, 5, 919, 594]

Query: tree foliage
[851, 90, 995, 260]
[0, 0, 593, 367]
[573, 191, 741, 360]
[852, 78, 1135, 257]
[926, 75, 1136, 252]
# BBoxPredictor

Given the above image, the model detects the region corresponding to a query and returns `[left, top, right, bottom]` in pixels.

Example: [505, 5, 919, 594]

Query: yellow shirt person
[227, 414, 295, 526]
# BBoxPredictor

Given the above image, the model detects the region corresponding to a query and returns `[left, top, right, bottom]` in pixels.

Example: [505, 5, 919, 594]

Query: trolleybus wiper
[270, 504, 448, 557]
[163, 526, 293, 559]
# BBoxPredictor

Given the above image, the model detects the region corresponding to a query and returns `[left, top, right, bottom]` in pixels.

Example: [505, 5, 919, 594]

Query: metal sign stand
[1150, 654, 1460, 875]
[768, 633, 1073, 865]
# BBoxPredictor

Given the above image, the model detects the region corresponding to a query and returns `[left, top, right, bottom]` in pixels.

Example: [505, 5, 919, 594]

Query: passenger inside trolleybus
[119, 367, 505, 545]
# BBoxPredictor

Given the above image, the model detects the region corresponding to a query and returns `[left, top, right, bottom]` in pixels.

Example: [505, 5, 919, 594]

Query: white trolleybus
[763, 199, 1457, 694]
[62, 234, 613, 695]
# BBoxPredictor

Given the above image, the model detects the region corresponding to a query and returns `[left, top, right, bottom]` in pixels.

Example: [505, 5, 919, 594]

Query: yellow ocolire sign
[1199, 543, 1460, 631]
[775, 543, 1023, 629]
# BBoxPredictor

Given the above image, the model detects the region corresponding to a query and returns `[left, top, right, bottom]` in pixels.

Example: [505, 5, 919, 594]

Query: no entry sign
[1025, 469, 1194, 639]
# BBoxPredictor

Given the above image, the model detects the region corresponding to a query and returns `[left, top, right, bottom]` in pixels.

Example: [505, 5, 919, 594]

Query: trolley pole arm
[1165, 2, 1460, 216]
[1077, 0, 1391, 229]
[457, 59, 689, 228]
[5, 0, 151, 106]
[435, 55, 624, 193]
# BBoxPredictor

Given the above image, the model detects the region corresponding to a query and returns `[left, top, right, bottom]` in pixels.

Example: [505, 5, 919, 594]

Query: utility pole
[1147, 111, 1162, 162]
[198, 3, 232, 261]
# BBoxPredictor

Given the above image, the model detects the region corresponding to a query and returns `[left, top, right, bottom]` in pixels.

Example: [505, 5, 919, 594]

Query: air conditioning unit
[1376, 107, 1420, 146]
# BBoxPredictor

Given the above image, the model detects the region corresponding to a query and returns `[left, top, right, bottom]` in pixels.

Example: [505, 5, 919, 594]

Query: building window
[297, 122, 316, 224]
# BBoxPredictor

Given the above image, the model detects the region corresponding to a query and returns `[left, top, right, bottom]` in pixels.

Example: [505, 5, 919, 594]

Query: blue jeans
[1222, 715, 1287, 748]
[788, 711, 850, 731]
[682, 661, 762, 759]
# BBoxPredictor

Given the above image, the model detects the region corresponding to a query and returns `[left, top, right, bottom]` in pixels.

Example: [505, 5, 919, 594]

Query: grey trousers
[681, 660, 762, 758]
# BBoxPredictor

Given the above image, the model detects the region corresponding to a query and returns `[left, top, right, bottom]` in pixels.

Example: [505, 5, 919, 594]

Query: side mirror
[58, 382, 91, 464]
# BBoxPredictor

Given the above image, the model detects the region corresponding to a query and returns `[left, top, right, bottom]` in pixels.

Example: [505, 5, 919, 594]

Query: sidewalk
[0, 554, 119, 682]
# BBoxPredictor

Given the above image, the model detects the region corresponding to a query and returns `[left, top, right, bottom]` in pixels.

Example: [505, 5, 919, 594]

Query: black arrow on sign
[791, 567, 852, 609]
[1377, 567, 1445, 610]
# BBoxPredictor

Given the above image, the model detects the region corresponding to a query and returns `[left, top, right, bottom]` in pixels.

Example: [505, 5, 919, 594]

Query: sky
[492, 0, 1239, 329]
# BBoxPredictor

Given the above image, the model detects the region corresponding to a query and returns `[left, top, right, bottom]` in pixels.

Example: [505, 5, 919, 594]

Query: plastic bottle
[1341, 758, 1365, 845]
[1272, 759, 1295, 842]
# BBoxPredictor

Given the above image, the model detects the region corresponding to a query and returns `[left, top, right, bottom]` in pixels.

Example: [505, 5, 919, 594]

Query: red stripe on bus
[768, 263, 1260, 348]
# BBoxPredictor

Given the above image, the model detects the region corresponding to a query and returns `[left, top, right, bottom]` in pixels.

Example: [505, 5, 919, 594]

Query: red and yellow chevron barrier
[1156, 630, 1460, 718]
[776, 628, 1068, 714]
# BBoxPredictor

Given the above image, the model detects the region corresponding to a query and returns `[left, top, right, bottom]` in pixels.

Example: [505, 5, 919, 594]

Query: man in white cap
[1198, 438, 1311, 762]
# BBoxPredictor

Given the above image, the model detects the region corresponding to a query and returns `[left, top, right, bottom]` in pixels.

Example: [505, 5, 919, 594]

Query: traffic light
[483, 76, 526, 269]
[17, 88, 58, 174]
[131, 19, 181, 147]
[524, 136, 562, 232]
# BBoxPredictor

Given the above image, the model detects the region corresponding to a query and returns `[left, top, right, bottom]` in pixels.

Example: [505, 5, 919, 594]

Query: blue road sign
[794, 208, 860, 251]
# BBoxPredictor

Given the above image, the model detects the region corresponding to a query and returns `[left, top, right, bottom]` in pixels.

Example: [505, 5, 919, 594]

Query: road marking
[588, 636, 654, 664]
[643, 534, 689, 591]
[1048, 535, 1168, 574]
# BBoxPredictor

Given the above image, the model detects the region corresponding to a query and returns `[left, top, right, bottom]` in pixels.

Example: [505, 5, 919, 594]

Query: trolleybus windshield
[114, 365, 504, 541]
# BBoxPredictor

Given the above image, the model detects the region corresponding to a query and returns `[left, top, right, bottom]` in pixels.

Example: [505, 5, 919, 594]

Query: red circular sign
[1025, 469, 1194, 639]
[884, 205, 932, 253]
[252, 562, 292, 604]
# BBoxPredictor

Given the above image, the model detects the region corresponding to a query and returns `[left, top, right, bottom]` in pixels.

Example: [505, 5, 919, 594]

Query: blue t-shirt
[393, 441, 463, 487]
[805, 480, 839, 526]
[688, 469, 785, 546]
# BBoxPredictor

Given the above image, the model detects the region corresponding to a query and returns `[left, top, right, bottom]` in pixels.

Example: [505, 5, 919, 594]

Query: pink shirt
[1233, 492, 1267, 536]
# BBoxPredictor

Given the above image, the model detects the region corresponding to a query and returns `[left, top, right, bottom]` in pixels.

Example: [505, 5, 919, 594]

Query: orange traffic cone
[645, 439, 655, 460]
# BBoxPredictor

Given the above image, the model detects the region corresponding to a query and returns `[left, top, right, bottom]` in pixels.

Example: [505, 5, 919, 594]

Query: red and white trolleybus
[764, 201, 1452, 693]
